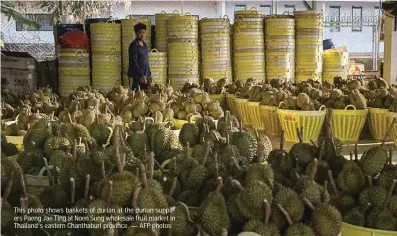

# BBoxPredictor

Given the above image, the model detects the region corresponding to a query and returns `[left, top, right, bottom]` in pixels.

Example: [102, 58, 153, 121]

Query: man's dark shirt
[128, 38, 151, 89]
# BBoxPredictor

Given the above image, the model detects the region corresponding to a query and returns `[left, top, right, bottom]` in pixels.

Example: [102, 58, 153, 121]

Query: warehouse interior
[1, 0, 397, 236]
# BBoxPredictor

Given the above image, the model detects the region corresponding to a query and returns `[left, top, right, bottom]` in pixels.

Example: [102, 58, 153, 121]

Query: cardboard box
[1, 51, 37, 94]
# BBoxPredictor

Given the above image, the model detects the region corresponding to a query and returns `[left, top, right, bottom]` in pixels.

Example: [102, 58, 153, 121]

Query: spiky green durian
[179, 120, 200, 147]
[170, 202, 197, 236]
[90, 124, 112, 147]
[40, 185, 68, 209]
[200, 177, 230, 235]
[43, 136, 70, 158]
[309, 202, 342, 236]
[23, 128, 52, 150]
[49, 151, 74, 170]
[17, 149, 44, 173]
[359, 146, 388, 177]
[366, 207, 397, 231]
[284, 223, 315, 236]
[359, 186, 387, 208]
[231, 126, 258, 161]
[234, 179, 273, 220]
[337, 162, 365, 196]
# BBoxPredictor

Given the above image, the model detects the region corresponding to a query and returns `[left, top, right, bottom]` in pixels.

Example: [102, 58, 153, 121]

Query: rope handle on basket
[172, 10, 180, 14]
[344, 104, 357, 110]
[184, 20, 193, 28]
[278, 101, 286, 109]
[151, 49, 159, 53]
[319, 105, 326, 111]
[185, 12, 192, 16]
[35, 165, 60, 179]
[234, 92, 242, 98]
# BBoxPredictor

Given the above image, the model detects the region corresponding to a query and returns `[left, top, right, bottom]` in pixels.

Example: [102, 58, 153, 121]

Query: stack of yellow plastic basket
[148, 49, 167, 85]
[58, 48, 90, 98]
[369, 107, 394, 141]
[295, 11, 324, 82]
[121, 17, 152, 86]
[234, 8, 266, 81]
[155, 11, 177, 52]
[265, 15, 295, 81]
[277, 103, 327, 143]
[167, 13, 199, 90]
[90, 21, 121, 91]
[199, 16, 232, 83]
[322, 47, 349, 82]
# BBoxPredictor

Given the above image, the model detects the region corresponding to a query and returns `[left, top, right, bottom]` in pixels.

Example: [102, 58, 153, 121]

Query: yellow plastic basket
[260, 105, 282, 136]
[247, 102, 263, 131]
[368, 108, 393, 141]
[388, 112, 397, 146]
[341, 222, 397, 236]
[6, 136, 24, 151]
[209, 94, 226, 108]
[331, 105, 368, 142]
[277, 105, 327, 143]
[234, 97, 251, 126]
[226, 93, 236, 115]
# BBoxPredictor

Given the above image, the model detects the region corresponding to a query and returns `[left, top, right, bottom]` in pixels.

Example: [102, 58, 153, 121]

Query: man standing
[128, 23, 151, 90]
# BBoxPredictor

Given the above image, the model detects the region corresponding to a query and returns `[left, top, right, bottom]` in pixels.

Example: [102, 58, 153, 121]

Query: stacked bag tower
[233, 8, 266, 81]
[58, 29, 90, 97]
[90, 21, 122, 90]
[199, 17, 232, 83]
[294, 11, 324, 81]
[265, 15, 295, 82]
[167, 13, 200, 90]
[121, 17, 152, 86]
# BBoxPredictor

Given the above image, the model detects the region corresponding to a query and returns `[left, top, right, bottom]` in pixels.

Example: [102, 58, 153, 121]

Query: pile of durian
[225, 77, 370, 111]
[2, 108, 351, 236]
[1, 87, 60, 135]
[202, 77, 229, 94]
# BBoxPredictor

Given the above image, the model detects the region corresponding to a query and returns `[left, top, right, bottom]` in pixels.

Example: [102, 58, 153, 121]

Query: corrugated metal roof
[2, 43, 56, 62]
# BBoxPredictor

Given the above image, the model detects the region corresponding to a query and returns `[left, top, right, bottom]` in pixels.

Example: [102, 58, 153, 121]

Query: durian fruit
[169, 202, 197, 236]
[39, 159, 68, 209]
[271, 186, 305, 231]
[180, 143, 210, 191]
[244, 154, 274, 189]
[136, 159, 169, 223]
[17, 149, 45, 173]
[179, 116, 200, 147]
[96, 126, 138, 207]
[1, 157, 23, 198]
[359, 176, 388, 208]
[337, 155, 365, 196]
[277, 203, 314, 236]
[366, 180, 397, 230]
[359, 145, 388, 177]
[343, 204, 371, 227]
[217, 111, 240, 136]
[90, 123, 113, 147]
[305, 141, 330, 185]
[199, 177, 230, 235]
[1, 169, 16, 233]
[232, 179, 273, 220]
[268, 130, 294, 176]
[289, 128, 317, 168]
[230, 121, 258, 162]
[43, 134, 70, 158]
[303, 197, 342, 236]
[295, 159, 324, 206]
[87, 181, 123, 232]
[243, 200, 280, 236]
[254, 129, 273, 159]
[377, 147, 397, 193]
